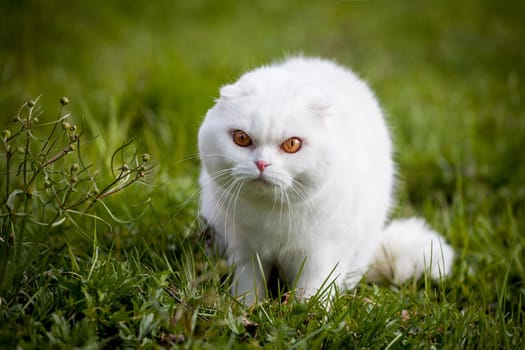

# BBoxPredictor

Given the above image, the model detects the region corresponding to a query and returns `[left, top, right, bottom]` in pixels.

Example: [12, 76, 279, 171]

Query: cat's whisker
[216, 178, 238, 215]
[166, 187, 200, 225]
[208, 168, 234, 181]
[176, 168, 234, 225]
[230, 180, 245, 241]
[184, 176, 240, 243]
[220, 178, 245, 247]
[204, 178, 238, 250]
[290, 178, 309, 199]
[282, 188, 295, 248]
[204, 176, 238, 232]
[169, 152, 209, 168]
[228, 180, 246, 246]
[178, 152, 201, 161]
[289, 179, 314, 216]
[278, 185, 285, 226]
[284, 188, 295, 248]
[200, 153, 238, 162]
[172, 175, 222, 218]
[269, 185, 280, 215]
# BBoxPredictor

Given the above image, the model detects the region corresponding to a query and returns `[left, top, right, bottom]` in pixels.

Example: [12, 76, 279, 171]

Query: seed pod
[27, 100, 35, 107]
[60, 97, 70, 106]
[61, 121, 71, 130]
[71, 163, 79, 172]
[1, 129, 10, 139]
[69, 134, 79, 143]
[142, 153, 150, 162]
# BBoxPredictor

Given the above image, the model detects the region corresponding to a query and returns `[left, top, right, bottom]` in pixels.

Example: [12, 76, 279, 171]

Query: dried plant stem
[39, 105, 64, 155]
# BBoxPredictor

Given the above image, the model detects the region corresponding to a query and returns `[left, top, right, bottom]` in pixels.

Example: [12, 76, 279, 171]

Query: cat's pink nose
[255, 160, 271, 172]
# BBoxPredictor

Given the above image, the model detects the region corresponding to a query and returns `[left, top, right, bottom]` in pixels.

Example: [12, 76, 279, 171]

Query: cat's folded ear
[219, 84, 240, 100]
[219, 84, 255, 100]
[308, 94, 333, 117]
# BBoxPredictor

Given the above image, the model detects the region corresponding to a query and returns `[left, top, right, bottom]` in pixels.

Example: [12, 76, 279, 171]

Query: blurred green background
[1, 0, 524, 211]
[1, 0, 525, 347]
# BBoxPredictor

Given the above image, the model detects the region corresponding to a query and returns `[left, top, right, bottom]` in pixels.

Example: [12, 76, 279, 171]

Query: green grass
[1, 0, 524, 348]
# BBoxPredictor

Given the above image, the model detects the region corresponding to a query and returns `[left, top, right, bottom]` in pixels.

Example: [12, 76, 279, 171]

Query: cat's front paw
[231, 263, 267, 306]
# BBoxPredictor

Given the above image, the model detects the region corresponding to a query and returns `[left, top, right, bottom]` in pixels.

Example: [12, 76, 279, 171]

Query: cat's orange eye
[232, 130, 253, 147]
[281, 137, 302, 154]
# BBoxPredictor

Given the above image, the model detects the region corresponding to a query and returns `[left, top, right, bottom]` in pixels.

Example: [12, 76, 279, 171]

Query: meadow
[1, 0, 524, 348]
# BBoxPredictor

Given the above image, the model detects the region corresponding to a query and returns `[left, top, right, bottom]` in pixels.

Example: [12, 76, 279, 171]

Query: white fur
[366, 218, 455, 284]
[198, 57, 454, 304]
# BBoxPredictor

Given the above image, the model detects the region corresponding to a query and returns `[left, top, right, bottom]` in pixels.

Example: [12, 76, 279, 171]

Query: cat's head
[198, 67, 334, 202]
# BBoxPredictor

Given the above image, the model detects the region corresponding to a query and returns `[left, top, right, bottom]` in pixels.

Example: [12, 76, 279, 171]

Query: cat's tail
[367, 218, 454, 284]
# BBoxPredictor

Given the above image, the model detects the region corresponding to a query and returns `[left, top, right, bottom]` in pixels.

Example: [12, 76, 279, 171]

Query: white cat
[198, 56, 454, 305]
